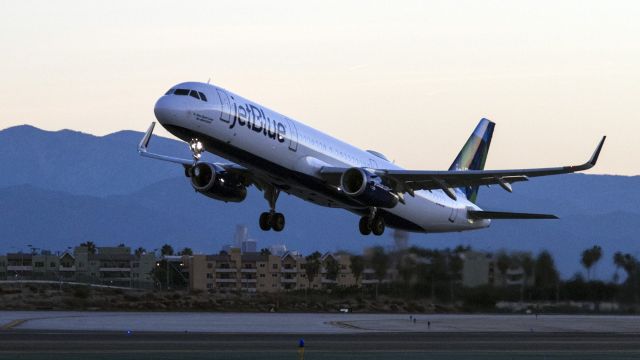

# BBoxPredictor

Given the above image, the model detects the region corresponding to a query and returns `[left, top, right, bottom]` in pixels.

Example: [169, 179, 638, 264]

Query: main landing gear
[259, 186, 285, 232]
[359, 207, 385, 236]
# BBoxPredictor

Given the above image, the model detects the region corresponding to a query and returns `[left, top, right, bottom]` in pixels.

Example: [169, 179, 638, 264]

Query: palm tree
[134, 247, 146, 257]
[160, 244, 174, 256]
[534, 251, 559, 301]
[581, 245, 602, 281]
[496, 251, 511, 287]
[621, 254, 638, 304]
[304, 251, 322, 290]
[397, 254, 417, 287]
[370, 246, 389, 299]
[515, 253, 534, 302]
[324, 257, 340, 283]
[349, 255, 365, 286]
[447, 252, 464, 302]
[613, 252, 625, 284]
[80, 241, 97, 254]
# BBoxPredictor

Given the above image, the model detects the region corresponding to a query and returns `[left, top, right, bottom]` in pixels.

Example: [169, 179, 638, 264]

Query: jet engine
[340, 167, 399, 208]
[188, 162, 247, 202]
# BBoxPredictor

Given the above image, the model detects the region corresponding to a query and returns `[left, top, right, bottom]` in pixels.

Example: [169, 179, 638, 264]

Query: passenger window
[165, 89, 174, 95]
[174, 89, 189, 96]
[198, 92, 208, 102]
[189, 90, 200, 99]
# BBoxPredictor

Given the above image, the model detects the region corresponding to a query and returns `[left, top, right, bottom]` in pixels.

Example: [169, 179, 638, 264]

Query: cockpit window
[168, 88, 208, 102]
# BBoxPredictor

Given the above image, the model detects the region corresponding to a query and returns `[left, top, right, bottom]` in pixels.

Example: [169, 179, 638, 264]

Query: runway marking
[0, 314, 84, 331]
[327, 321, 369, 331]
[1, 319, 28, 330]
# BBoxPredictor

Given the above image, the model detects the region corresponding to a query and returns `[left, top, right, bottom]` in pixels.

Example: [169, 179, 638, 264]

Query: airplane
[139, 81, 605, 236]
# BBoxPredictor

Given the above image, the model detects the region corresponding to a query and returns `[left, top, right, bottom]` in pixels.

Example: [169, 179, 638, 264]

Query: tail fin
[449, 118, 495, 203]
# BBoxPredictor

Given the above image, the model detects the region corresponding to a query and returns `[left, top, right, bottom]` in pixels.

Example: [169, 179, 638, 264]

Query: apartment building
[462, 251, 496, 287]
[190, 249, 283, 293]
[461, 250, 535, 287]
[189, 250, 379, 293]
[1, 246, 403, 293]
[3, 253, 35, 280]
[0, 246, 156, 288]
[280, 252, 307, 290]
[320, 252, 357, 288]
[0, 255, 5, 280]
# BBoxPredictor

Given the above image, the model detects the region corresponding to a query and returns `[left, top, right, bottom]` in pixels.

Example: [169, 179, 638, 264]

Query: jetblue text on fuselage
[228, 101, 286, 143]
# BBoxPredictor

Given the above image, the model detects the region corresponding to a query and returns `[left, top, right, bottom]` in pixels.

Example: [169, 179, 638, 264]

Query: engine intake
[340, 167, 398, 208]
[189, 163, 247, 203]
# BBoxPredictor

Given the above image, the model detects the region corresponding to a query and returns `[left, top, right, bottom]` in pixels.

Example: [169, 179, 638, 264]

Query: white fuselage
[154, 82, 490, 233]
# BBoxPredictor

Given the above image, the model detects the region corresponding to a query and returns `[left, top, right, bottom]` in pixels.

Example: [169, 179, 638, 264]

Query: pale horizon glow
[1, 1, 638, 175]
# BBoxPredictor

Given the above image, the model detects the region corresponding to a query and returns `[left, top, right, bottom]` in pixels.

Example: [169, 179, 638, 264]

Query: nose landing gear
[188, 138, 204, 162]
[259, 185, 286, 232]
[359, 207, 385, 236]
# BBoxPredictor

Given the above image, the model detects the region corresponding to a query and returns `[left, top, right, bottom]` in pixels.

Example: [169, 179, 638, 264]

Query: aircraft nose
[154, 96, 179, 125]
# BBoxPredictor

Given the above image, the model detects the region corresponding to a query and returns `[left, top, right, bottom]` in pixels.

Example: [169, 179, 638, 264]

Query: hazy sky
[1, 1, 638, 175]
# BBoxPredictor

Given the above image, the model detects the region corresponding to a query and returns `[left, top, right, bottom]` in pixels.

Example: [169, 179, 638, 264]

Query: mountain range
[0, 124, 638, 279]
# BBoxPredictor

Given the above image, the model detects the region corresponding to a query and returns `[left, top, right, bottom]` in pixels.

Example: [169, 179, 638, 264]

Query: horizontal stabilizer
[467, 210, 558, 220]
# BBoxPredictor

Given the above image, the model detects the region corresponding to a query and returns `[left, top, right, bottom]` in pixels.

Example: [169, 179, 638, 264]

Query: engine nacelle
[189, 163, 247, 203]
[340, 167, 399, 208]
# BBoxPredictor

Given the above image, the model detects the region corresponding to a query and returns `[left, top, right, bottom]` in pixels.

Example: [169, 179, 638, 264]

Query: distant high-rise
[269, 244, 287, 256]
[234, 225, 249, 248]
[241, 239, 257, 253]
[393, 229, 409, 250]
[221, 244, 239, 254]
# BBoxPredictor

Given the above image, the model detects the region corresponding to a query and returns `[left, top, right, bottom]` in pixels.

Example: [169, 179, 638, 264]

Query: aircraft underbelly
[164, 124, 482, 234]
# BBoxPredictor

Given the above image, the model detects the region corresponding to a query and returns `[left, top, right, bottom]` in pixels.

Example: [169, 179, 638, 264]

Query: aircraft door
[284, 117, 299, 152]
[216, 89, 231, 123]
[448, 208, 458, 223]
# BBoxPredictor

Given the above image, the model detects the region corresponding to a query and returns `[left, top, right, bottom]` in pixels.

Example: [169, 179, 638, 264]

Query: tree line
[75, 241, 640, 310]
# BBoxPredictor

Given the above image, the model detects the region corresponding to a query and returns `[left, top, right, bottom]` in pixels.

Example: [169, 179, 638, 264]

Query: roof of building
[205, 254, 231, 261]
[88, 253, 135, 261]
[7, 253, 33, 260]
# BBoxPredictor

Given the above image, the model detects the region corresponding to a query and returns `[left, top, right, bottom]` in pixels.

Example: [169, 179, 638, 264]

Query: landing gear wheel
[371, 215, 385, 236]
[259, 212, 272, 231]
[271, 213, 285, 232]
[359, 216, 372, 236]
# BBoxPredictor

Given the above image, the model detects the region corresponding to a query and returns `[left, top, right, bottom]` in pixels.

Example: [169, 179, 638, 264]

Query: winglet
[138, 122, 156, 153]
[588, 136, 606, 167]
[569, 136, 606, 172]
[137, 122, 192, 165]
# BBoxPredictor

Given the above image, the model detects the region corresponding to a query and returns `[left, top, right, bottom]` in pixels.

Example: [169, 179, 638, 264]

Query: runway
[2, 311, 640, 333]
[1, 312, 639, 359]
[0, 331, 639, 359]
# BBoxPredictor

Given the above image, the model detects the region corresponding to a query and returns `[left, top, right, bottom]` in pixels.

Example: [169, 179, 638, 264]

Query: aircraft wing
[138, 122, 255, 185]
[320, 136, 605, 200]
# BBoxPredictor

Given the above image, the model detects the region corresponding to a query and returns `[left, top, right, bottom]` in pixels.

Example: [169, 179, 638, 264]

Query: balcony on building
[59, 265, 76, 271]
[281, 263, 298, 273]
[7, 253, 33, 271]
[361, 278, 379, 285]
[321, 278, 338, 284]
[240, 263, 257, 273]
